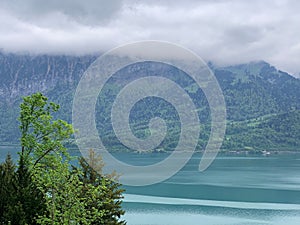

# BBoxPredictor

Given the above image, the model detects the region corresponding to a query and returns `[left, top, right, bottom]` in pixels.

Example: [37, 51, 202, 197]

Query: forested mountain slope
[0, 53, 299, 151]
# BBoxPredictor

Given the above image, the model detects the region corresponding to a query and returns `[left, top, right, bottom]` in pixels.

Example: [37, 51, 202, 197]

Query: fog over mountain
[0, 0, 299, 77]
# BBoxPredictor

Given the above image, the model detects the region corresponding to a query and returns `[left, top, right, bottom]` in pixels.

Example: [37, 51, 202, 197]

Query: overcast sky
[0, 0, 299, 76]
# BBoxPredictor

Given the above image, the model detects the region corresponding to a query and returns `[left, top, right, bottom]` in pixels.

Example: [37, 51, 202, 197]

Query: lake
[1, 147, 300, 225]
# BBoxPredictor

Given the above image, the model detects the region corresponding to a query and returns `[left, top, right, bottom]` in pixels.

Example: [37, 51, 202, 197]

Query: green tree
[0, 153, 16, 223]
[19, 92, 73, 168]
[16, 92, 74, 224]
[18, 92, 98, 224]
[15, 92, 126, 224]
[34, 155, 102, 225]
[76, 149, 126, 225]
[0, 152, 46, 225]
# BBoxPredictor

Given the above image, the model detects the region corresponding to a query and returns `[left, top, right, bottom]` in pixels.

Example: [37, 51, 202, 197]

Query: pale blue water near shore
[118, 152, 300, 225]
[2, 147, 300, 225]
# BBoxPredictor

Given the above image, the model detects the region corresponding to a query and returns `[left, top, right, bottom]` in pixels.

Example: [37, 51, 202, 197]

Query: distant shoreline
[0, 143, 299, 156]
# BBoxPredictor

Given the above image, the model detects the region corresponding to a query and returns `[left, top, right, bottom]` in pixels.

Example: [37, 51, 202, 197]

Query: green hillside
[223, 110, 300, 151]
[0, 53, 299, 152]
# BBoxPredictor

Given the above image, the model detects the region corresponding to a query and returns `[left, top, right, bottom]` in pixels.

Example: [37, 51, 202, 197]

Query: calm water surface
[1, 147, 300, 225]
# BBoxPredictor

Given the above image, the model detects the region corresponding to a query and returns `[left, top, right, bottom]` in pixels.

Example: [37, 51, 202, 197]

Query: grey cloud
[0, 0, 123, 26]
[0, 0, 299, 76]
[223, 26, 264, 46]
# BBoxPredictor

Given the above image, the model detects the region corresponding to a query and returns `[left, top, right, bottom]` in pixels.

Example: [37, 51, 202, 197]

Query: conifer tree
[77, 149, 126, 225]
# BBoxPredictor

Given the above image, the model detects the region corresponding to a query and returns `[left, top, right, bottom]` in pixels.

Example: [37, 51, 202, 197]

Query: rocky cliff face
[0, 53, 96, 102]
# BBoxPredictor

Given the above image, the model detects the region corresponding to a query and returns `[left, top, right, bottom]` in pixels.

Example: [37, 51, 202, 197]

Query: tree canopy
[0, 92, 126, 225]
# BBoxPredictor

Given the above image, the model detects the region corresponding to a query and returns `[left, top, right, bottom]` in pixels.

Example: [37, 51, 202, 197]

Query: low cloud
[0, 0, 299, 76]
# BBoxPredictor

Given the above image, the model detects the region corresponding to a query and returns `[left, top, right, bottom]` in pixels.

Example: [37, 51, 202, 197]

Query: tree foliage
[76, 150, 126, 225]
[0, 92, 126, 224]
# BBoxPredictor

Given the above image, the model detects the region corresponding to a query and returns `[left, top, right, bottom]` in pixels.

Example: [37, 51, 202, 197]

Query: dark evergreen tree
[0, 153, 16, 223]
[77, 149, 126, 225]
[0, 153, 46, 225]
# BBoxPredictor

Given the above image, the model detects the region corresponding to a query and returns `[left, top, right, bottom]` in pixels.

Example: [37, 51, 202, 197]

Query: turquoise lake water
[1, 147, 300, 225]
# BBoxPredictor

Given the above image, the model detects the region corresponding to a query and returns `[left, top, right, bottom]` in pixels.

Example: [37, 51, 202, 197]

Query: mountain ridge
[0, 52, 299, 151]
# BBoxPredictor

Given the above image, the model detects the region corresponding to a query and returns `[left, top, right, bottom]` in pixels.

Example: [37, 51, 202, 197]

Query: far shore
[0, 143, 299, 157]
